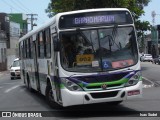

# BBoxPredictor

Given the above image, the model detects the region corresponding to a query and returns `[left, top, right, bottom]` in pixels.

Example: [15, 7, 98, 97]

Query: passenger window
[38, 32, 44, 58]
[26, 38, 30, 58]
[44, 28, 51, 58]
[30, 38, 33, 58]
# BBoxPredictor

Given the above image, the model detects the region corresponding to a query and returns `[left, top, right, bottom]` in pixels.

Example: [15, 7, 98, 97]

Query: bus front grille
[90, 91, 119, 99]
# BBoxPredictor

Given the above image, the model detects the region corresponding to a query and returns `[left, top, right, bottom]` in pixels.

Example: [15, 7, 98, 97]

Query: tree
[136, 20, 151, 52]
[46, 0, 151, 38]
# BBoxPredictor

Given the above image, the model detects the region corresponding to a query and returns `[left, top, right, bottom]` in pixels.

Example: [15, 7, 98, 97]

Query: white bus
[19, 8, 142, 108]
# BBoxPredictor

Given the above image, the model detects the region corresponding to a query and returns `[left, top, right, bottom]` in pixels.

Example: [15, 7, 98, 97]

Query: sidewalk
[0, 71, 9, 76]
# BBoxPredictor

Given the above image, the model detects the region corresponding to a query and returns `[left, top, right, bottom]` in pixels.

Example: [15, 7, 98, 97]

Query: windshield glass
[60, 26, 138, 72]
[12, 60, 20, 67]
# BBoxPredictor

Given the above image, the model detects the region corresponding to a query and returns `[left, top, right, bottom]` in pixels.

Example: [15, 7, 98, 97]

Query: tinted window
[60, 26, 138, 72]
[44, 28, 51, 58]
[38, 32, 44, 58]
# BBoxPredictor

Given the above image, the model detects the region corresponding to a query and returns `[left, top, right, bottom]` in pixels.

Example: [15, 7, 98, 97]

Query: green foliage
[45, 0, 151, 38]
[136, 20, 151, 36]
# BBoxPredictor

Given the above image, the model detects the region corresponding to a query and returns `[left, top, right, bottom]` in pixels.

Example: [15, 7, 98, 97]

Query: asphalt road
[0, 62, 160, 120]
[141, 62, 160, 87]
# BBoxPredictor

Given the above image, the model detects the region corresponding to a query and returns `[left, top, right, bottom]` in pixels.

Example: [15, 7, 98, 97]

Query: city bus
[19, 8, 142, 108]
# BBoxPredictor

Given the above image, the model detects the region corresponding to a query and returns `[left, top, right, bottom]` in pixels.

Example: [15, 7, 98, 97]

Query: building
[151, 25, 160, 58]
[0, 13, 28, 70]
[145, 34, 151, 54]
[9, 13, 28, 36]
[0, 30, 7, 71]
[10, 21, 20, 48]
[7, 21, 21, 69]
[0, 13, 9, 71]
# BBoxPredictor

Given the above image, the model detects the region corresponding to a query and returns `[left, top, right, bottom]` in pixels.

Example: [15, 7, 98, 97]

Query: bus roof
[57, 8, 129, 16]
[19, 8, 130, 42]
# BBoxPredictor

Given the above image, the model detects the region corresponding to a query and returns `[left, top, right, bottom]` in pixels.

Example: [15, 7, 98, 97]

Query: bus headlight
[61, 78, 83, 91]
[125, 71, 141, 87]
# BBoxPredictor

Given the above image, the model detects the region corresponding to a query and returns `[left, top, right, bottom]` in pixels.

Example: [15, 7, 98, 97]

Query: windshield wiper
[76, 28, 95, 53]
[112, 24, 118, 40]
[76, 28, 91, 45]
[99, 24, 121, 52]
[111, 24, 122, 50]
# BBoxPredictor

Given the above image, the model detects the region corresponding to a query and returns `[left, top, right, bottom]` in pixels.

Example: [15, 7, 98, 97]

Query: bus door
[33, 40, 40, 91]
[20, 42, 25, 83]
[52, 33, 62, 102]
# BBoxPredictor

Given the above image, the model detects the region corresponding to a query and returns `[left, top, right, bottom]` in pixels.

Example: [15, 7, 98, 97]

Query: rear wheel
[46, 83, 61, 109]
[11, 77, 14, 80]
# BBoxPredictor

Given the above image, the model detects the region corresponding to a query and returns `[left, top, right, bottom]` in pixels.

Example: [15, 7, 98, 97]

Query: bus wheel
[46, 84, 61, 109]
[27, 75, 34, 92]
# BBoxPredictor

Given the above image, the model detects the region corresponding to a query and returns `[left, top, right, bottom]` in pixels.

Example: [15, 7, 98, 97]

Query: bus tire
[46, 83, 61, 109]
[27, 75, 34, 92]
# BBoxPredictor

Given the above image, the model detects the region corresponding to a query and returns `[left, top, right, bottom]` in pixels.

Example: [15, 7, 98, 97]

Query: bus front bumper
[61, 81, 142, 107]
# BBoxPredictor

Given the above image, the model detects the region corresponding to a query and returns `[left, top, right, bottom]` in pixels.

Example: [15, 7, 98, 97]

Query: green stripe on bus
[60, 76, 142, 89]
[60, 84, 65, 89]
[139, 76, 142, 81]
[85, 78, 128, 87]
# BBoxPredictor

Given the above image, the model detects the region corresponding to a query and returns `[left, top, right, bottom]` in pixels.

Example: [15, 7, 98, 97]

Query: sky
[0, 0, 51, 30]
[0, 0, 159, 30]
[141, 0, 160, 26]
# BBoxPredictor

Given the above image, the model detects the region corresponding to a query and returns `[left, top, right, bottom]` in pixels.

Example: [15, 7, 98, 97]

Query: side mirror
[53, 36, 60, 51]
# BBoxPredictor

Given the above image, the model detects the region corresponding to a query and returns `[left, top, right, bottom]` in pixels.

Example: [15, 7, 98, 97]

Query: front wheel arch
[45, 80, 61, 109]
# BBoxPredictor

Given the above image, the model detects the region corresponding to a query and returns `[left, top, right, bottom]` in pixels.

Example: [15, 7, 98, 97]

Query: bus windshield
[60, 26, 138, 72]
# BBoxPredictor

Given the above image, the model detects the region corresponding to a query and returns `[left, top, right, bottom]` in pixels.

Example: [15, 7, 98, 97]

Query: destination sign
[74, 15, 115, 25]
[59, 11, 133, 29]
